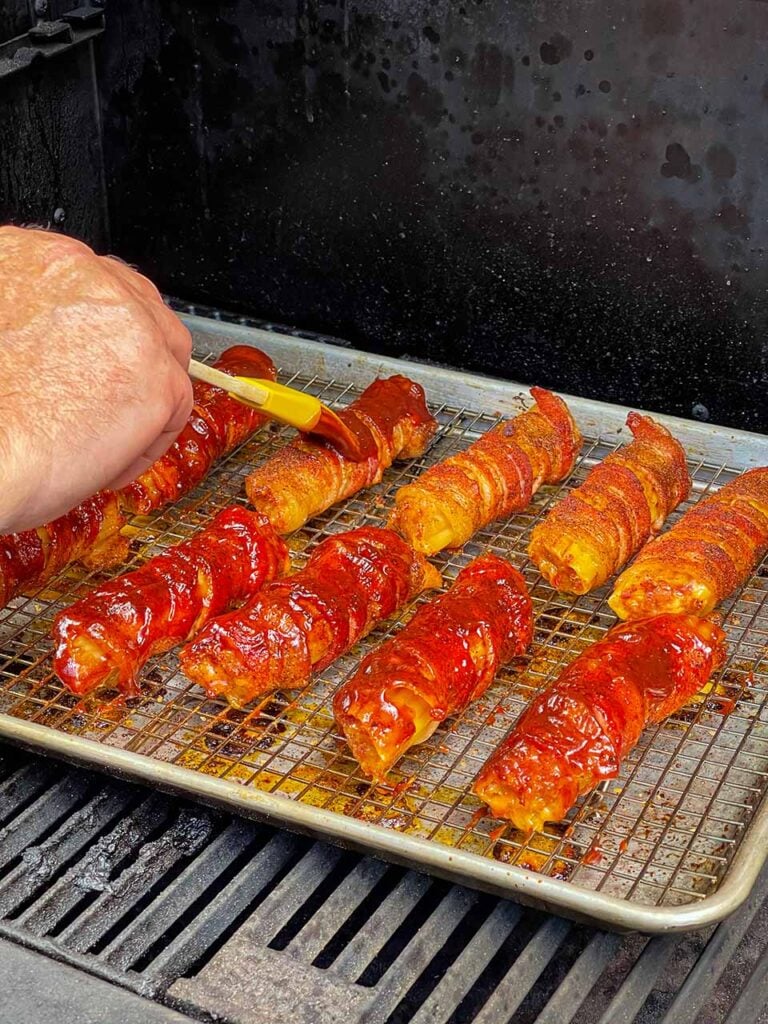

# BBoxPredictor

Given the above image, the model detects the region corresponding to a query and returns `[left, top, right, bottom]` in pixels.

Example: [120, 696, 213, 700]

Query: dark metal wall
[3, 2, 768, 431]
[0, 6, 107, 249]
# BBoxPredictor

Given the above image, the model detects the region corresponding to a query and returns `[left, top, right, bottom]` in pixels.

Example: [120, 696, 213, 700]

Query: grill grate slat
[0, 773, 94, 875]
[596, 934, 679, 1024]
[284, 857, 390, 963]
[0, 786, 137, 919]
[146, 829, 301, 985]
[533, 931, 624, 1024]
[361, 887, 478, 1024]
[101, 817, 258, 972]
[409, 901, 522, 1024]
[16, 793, 172, 934]
[471, 916, 572, 1024]
[57, 808, 217, 953]
[331, 871, 433, 981]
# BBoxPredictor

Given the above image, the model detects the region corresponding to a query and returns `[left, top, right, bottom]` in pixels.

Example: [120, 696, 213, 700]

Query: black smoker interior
[2, 3, 768, 1023]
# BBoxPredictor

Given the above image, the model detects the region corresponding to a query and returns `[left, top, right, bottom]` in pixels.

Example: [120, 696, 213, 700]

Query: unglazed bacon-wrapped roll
[388, 388, 582, 555]
[0, 492, 129, 608]
[610, 468, 768, 619]
[121, 345, 276, 513]
[0, 345, 276, 610]
[528, 412, 690, 594]
[180, 527, 441, 707]
[52, 507, 288, 697]
[245, 376, 438, 534]
[473, 614, 726, 832]
[333, 554, 533, 781]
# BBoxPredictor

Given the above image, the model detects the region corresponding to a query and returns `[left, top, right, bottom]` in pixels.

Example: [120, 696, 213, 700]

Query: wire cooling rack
[1, 339, 767, 926]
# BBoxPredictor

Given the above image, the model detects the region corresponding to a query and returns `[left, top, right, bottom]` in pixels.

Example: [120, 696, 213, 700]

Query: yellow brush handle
[187, 359, 321, 429]
[237, 376, 322, 429]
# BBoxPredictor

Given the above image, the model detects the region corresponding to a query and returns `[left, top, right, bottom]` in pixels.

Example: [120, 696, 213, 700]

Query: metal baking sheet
[2, 314, 768, 934]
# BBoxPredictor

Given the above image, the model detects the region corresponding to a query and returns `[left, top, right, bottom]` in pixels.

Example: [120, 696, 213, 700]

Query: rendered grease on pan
[2, 338, 768, 931]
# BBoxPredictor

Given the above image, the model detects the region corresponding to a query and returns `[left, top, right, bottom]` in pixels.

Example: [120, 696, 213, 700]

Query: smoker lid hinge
[0, 5, 105, 82]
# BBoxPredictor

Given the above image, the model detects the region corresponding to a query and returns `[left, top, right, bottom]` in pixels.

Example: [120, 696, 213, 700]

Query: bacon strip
[388, 387, 582, 555]
[245, 376, 438, 534]
[0, 492, 129, 609]
[528, 412, 690, 594]
[333, 554, 533, 781]
[0, 345, 275, 609]
[52, 507, 288, 697]
[179, 527, 441, 707]
[610, 468, 768, 619]
[473, 615, 726, 832]
[121, 344, 276, 513]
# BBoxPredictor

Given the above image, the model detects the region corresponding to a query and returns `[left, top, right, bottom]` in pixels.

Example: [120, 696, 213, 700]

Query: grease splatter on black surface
[81, 0, 768, 432]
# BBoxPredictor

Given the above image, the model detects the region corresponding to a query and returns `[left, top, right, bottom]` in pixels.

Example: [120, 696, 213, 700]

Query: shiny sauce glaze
[473, 614, 727, 833]
[334, 554, 533, 780]
[0, 491, 128, 607]
[52, 507, 288, 697]
[179, 526, 440, 707]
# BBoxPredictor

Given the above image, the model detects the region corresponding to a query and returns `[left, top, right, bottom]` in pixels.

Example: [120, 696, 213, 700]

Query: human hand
[0, 226, 193, 532]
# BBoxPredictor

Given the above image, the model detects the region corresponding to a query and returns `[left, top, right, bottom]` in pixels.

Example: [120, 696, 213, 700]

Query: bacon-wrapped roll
[473, 614, 726, 832]
[245, 376, 438, 534]
[179, 527, 441, 707]
[333, 554, 533, 781]
[121, 345, 276, 514]
[610, 468, 768, 619]
[0, 492, 129, 608]
[528, 412, 690, 594]
[0, 345, 276, 610]
[53, 507, 288, 697]
[388, 388, 582, 555]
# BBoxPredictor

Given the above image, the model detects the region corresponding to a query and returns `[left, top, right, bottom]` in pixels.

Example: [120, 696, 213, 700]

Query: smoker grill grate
[1, 349, 767, 918]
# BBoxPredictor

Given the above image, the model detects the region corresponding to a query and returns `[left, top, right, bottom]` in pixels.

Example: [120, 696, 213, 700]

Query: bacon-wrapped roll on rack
[333, 554, 533, 781]
[245, 376, 438, 534]
[180, 527, 440, 707]
[528, 412, 690, 594]
[0, 492, 129, 609]
[610, 468, 768, 619]
[0, 345, 276, 611]
[53, 507, 288, 697]
[121, 345, 276, 514]
[473, 614, 726, 832]
[388, 388, 581, 555]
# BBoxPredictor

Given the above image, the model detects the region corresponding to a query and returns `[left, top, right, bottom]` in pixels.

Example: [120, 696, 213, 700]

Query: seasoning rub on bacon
[610, 468, 768, 619]
[245, 376, 438, 534]
[528, 412, 690, 594]
[388, 387, 582, 556]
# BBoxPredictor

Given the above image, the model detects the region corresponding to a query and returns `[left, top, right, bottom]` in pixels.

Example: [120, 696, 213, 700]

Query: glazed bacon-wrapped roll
[528, 412, 690, 594]
[0, 345, 276, 610]
[121, 345, 276, 514]
[0, 491, 129, 608]
[52, 507, 288, 697]
[610, 468, 768, 619]
[245, 376, 438, 534]
[179, 527, 441, 707]
[333, 554, 533, 781]
[388, 388, 582, 555]
[473, 614, 726, 832]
